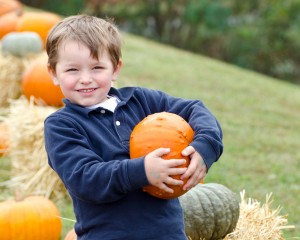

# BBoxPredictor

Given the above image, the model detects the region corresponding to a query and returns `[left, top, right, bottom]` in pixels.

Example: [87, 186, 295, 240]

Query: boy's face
[49, 40, 122, 107]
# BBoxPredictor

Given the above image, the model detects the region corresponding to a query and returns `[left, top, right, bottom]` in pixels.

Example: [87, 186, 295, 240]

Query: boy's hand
[144, 148, 187, 193]
[181, 146, 206, 191]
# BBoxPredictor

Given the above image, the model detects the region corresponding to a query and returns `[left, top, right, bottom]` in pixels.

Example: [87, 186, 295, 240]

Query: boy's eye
[93, 66, 103, 70]
[66, 68, 77, 72]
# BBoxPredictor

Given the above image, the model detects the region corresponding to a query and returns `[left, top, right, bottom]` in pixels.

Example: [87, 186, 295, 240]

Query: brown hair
[46, 15, 122, 71]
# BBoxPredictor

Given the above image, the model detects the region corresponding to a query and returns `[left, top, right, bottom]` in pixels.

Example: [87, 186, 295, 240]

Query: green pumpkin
[2, 31, 43, 57]
[179, 183, 240, 240]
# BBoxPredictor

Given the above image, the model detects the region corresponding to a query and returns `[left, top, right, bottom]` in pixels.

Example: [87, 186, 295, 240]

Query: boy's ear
[112, 59, 123, 82]
[47, 64, 59, 86]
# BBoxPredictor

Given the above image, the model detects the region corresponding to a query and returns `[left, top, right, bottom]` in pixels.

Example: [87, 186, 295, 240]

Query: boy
[44, 15, 223, 239]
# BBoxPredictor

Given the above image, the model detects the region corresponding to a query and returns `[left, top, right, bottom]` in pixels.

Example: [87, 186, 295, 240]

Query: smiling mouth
[77, 88, 97, 93]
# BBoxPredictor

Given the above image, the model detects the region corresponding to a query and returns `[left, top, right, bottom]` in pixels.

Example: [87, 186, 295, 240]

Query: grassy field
[1, 32, 299, 239]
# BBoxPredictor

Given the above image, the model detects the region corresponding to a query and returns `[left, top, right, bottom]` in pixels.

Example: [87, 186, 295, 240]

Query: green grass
[119, 33, 300, 239]
[1, 32, 300, 238]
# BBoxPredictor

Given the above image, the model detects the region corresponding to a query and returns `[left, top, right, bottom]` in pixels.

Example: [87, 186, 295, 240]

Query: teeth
[80, 89, 94, 93]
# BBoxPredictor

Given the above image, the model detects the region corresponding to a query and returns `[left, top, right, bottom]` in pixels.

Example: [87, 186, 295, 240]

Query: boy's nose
[79, 73, 92, 84]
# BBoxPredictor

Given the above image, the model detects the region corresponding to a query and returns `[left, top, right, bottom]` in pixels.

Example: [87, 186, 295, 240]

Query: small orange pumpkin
[0, 10, 22, 39]
[0, 195, 62, 239]
[22, 59, 64, 106]
[130, 112, 194, 199]
[0, 0, 22, 17]
[64, 228, 77, 240]
[0, 122, 9, 156]
[16, 11, 61, 47]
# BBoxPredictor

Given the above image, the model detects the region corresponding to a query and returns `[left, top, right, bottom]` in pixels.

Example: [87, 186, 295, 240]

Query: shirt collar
[62, 87, 136, 117]
[86, 96, 119, 112]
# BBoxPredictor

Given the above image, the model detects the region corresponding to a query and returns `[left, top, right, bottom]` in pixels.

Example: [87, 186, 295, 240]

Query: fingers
[145, 147, 193, 193]
[180, 157, 199, 180]
[167, 165, 187, 175]
[166, 158, 187, 168]
[150, 165, 186, 193]
[182, 167, 206, 191]
[150, 147, 170, 157]
[181, 148, 207, 190]
[150, 148, 187, 167]
[181, 145, 195, 157]
[157, 176, 184, 193]
[158, 183, 174, 194]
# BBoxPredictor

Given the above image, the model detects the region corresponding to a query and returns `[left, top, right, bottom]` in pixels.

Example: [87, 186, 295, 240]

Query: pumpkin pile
[0, 0, 22, 18]
[0, 0, 61, 46]
[0, 3, 64, 236]
[0, 0, 63, 108]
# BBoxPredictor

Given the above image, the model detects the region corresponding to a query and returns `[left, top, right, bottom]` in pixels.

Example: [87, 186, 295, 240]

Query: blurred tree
[95, 0, 300, 84]
[19, 0, 300, 84]
[20, 0, 84, 16]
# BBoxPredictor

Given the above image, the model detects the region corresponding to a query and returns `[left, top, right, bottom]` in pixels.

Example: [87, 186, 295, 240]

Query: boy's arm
[44, 116, 149, 203]
[140, 87, 223, 170]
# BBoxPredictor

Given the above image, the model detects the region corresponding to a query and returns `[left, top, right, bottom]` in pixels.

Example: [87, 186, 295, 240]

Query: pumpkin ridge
[206, 183, 240, 235]
[181, 185, 205, 237]
[180, 185, 215, 239]
[26, 197, 45, 238]
[23, 200, 39, 239]
[202, 186, 227, 239]
[220, 186, 240, 234]
[10, 201, 25, 239]
[197, 187, 216, 239]
[32, 196, 61, 239]
[205, 184, 235, 239]
[0, 201, 13, 239]
[24, 196, 62, 239]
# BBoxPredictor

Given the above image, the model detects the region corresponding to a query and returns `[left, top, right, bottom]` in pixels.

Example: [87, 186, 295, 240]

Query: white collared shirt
[86, 96, 119, 112]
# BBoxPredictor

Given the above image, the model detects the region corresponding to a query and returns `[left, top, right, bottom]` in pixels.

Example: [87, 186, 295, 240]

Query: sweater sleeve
[137, 87, 223, 170]
[44, 115, 149, 204]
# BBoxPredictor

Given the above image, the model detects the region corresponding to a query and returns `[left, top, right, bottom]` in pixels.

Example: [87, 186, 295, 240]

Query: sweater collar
[62, 87, 136, 117]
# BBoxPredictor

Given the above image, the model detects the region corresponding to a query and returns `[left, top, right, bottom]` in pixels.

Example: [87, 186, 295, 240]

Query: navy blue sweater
[44, 87, 223, 240]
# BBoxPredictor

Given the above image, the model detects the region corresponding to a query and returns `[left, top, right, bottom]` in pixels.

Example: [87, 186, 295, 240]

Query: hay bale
[0, 121, 9, 156]
[1, 97, 67, 199]
[224, 190, 295, 240]
[0, 53, 26, 107]
[0, 47, 45, 107]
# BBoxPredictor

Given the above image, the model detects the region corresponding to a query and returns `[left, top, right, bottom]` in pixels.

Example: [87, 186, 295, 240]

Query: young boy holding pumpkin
[44, 15, 223, 239]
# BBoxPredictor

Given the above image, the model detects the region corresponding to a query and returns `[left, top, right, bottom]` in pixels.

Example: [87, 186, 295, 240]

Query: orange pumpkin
[64, 228, 77, 240]
[0, 10, 22, 39]
[0, 0, 22, 17]
[16, 11, 61, 47]
[0, 195, 62, 239]
[0, 122, 9, 156]
[22, 59, 64, 106]
[130, 112, 194, 199]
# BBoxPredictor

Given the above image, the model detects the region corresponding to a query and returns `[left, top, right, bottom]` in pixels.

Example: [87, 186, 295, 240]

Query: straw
[1, 96, 67, 200]
[0, 47, 44, 107]
[224, 190, 295, 240]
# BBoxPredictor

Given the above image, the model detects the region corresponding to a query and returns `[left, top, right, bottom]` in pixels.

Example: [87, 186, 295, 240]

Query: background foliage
[1, 32, 299, 238]
[21, 0, 300, 85]
[5, 1, 298, 238]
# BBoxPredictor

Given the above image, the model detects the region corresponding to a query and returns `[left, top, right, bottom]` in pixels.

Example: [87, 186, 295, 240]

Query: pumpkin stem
[15, 7, 23, 16]
[14, 188, 25, 201]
